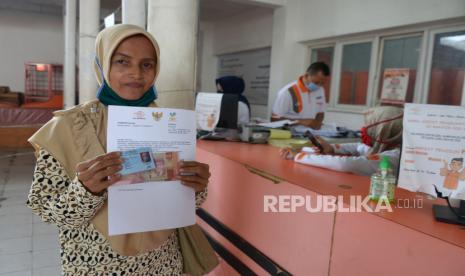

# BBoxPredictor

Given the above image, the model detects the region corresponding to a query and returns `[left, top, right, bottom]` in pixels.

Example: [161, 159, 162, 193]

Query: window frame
[308, 43, 336, 106]
[332, 37, 377, 113]
[373, 32, 424, 106]
[304, 20, 465, 113]
[422, 25, 465, 106]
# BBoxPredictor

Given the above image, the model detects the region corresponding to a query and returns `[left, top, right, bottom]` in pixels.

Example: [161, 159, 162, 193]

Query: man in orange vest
[271, 62, 330, 130]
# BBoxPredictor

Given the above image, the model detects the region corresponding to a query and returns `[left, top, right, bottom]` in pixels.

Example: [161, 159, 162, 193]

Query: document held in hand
[107, 106, 197, 235]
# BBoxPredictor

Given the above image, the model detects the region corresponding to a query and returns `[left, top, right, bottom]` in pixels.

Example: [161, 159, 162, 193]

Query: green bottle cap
[380, 156, 390, 170]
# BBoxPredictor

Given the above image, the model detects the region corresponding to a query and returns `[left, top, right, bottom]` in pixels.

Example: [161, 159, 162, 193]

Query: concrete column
[267, 6, 287, 117]
[122, 0, 146, 28]
[79, 0, 100, 104]
[267, 4, 305, 118]
[63, 0, 77, 108]
[147, 0, 199, 109]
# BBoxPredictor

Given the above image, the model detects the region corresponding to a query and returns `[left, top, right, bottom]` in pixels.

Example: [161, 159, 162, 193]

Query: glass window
[311, 47, 333, 102]
[338, 42, 372, 105]
[428, 30, 465, 105]
[378, 35, 422, 103]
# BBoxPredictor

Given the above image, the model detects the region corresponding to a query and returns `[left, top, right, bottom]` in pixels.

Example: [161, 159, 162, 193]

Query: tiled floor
[0, 149, 61, 276]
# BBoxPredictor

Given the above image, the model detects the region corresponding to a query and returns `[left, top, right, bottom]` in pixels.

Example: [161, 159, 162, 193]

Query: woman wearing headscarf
[216, 76, 250, 124]
[280, 106, 403, 176]
[26, 24, 216, 275]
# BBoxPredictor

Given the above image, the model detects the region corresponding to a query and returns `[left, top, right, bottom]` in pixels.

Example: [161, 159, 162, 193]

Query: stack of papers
[256, 120, 298, 128]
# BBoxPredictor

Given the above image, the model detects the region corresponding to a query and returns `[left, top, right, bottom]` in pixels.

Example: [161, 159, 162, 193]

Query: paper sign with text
[398, 104, 465, 200]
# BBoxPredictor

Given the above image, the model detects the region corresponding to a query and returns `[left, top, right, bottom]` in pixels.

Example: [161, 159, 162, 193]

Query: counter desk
[197, 140, 465, 276]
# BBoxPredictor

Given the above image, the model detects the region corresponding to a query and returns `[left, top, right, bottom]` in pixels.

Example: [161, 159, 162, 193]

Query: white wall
[272, 0, 465, 89]
[198, 0, 465, 128]
[198, 7, 274, 118]
[296, 0, 465, 42]
[198, 22, 217, 93]
[212, 8, 273, 55]
[0, 10, 64, 93]
[267, 0, 465, 129]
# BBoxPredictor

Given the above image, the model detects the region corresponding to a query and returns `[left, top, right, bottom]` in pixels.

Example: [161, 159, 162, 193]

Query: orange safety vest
[288, 76, 309, 113]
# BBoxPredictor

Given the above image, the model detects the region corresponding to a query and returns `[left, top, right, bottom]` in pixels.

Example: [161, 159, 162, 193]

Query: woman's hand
[178, 161, 210, 192]
[280, 147, 296, 160]
[75, 152, 123, 195]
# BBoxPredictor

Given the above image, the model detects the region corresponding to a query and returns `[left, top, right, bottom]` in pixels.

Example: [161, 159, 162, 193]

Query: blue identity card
[120, 147, 156, 175]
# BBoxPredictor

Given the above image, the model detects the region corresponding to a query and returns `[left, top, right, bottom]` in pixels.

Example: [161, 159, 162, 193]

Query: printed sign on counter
[398, 104, 465, 201]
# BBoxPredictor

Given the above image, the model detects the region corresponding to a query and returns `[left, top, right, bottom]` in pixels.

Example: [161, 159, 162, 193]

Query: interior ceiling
[1, 0, 271, 21]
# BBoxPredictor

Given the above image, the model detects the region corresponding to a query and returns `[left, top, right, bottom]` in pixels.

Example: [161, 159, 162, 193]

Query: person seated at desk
[271, 62, 330, 130]
[280, 106, 403, 176]
[216, 76, 250, 125]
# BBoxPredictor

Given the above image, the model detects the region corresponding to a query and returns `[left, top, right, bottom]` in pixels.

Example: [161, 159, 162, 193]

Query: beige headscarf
[93, 24, 160, 86]
[362, 106, 403, 154]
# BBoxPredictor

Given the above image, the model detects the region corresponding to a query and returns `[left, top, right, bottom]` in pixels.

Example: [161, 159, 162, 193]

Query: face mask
[307, 82, 320, 92]
[97, 80, 157, 107]
[360, 126, 373, 146]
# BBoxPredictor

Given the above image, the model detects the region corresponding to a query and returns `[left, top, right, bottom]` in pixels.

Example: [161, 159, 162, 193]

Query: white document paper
[257, 119, 298, 128]
[107, 106, 197, 235]
[195, 92, 223, 131]
[398, 104, 465, 200]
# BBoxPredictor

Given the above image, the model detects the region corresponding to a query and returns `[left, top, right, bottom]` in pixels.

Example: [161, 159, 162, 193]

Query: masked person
[216, 76, 251, 125]
[271, 62, 330, 130]
[26, 24, 217, 275]
[280, 106, 403, 176]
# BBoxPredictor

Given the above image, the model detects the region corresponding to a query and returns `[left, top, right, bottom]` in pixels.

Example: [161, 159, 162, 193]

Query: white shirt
[294, 143, 400, 176]
[272, 79, 326, 119]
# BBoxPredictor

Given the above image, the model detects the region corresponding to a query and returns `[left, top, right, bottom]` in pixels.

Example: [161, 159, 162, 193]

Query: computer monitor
[216, 94, 238, 129]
